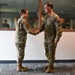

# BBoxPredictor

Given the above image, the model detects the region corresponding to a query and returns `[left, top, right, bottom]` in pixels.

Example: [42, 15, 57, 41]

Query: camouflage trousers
[44, 41, 57, 66]
[15, 43, 25, 64]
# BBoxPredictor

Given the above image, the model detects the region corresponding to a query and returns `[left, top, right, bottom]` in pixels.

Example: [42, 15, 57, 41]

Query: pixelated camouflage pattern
[16, 43, 25, 63]
[40, 13, 62, 66]
[15, 17, 28, 64]
[15, 18, 28, 44]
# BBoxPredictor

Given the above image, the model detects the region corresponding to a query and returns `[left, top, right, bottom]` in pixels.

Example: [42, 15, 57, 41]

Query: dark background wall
[0, 12, 75, 28]
[0, 12, 37, 28]
[59, 14, 75, 19]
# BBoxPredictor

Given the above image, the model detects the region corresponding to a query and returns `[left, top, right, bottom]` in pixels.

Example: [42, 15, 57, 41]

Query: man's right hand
[35, 29, 40, 34]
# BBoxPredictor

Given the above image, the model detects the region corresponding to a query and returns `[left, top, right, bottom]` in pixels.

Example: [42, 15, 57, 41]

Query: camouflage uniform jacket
[15, 17, 29, 44]
[39, 12, 62, 42]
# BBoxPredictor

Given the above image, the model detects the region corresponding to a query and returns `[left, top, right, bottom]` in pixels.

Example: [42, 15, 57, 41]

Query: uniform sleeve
[55, 15, 62, 42]
[39, 18, 45, 32]
[23, 21, 30, 33]
[23, 20, 36, 35]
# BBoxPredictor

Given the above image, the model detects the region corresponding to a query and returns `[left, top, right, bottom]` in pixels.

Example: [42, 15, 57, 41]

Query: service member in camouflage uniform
[35, 2, 62, 73]
[15, 9, 35, 72]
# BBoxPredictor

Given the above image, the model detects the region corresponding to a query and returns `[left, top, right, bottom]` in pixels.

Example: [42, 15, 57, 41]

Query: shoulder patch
[55, 14, 60, 22]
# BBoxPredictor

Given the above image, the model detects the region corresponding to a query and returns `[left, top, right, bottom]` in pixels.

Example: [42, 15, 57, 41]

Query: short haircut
[45, 2, 53, 9]
[19, 9, 28, 15]
[21, 9, 26, 13]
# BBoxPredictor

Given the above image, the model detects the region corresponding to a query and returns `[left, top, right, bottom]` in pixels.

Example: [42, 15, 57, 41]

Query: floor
[0, 63, 75, 75]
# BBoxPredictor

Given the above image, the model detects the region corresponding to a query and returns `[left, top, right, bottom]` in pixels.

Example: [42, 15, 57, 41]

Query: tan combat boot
[17, 63, 28, 72]
[46, 65, 54, 73]
[44, 65, 54, 69]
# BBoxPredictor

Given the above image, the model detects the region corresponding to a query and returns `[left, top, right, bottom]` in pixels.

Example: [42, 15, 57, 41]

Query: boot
[44, 65, 54, 69]
[17, 63, 28, 72]
[46, 65, 54, 73]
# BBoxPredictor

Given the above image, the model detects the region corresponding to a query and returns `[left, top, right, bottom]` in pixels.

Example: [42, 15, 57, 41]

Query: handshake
[28, 28, 40, 35]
